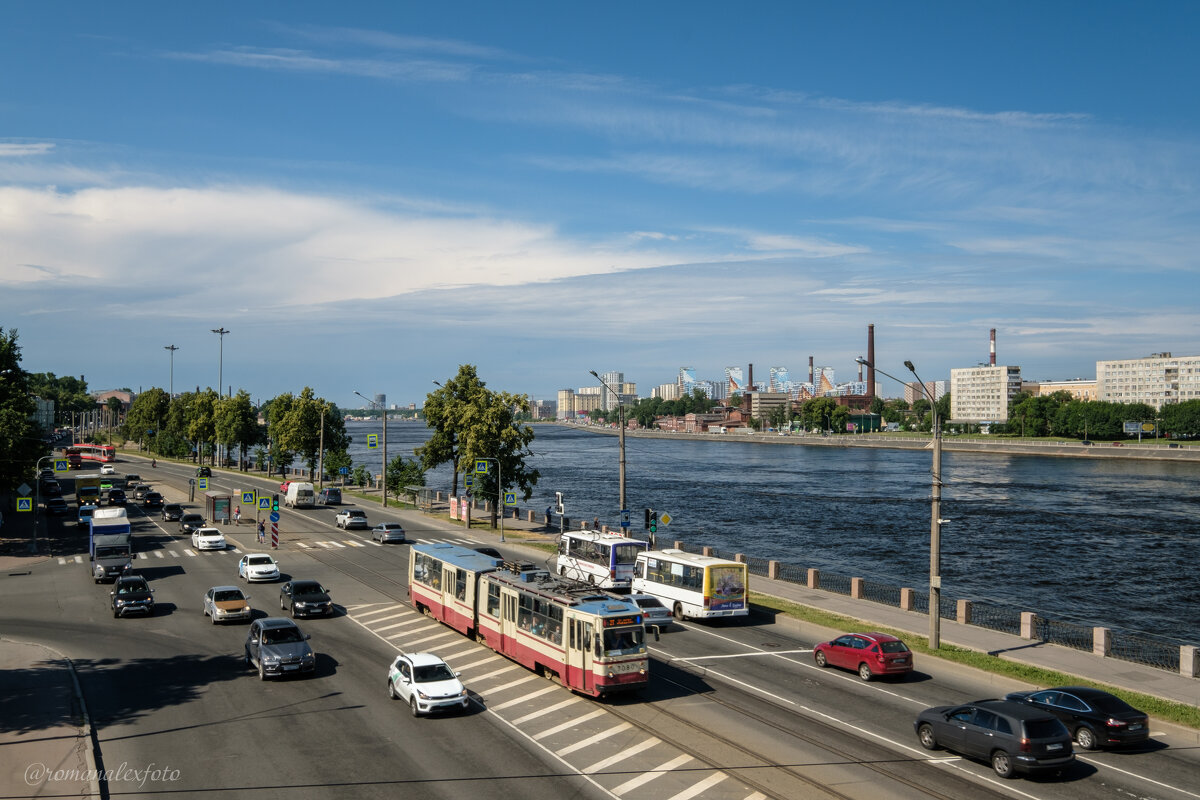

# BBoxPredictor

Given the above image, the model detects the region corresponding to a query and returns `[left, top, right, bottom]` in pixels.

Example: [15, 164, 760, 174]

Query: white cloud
[0, 142, 55, 157]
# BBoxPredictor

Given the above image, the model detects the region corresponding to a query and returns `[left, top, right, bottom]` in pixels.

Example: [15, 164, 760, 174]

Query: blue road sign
[339, 467, 349, 475]
[367, 433, 379, 449]
[475, 460, 488, 474]
[464, 475, 474, 487]
[504, 492, 516, 505]
[258, 497, 271, 510]
[269, 511, 280, 523]
[16, 497, 32, 512]
[198, 478, 208, 491]
[242, 490, 256, 505]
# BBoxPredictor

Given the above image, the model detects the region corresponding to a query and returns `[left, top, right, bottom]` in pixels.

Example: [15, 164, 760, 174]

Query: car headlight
[301, 653, 314, 663]
[417, 690, 430, 700]
[263, 655, 280, 664]
[459, 688, 468, 697]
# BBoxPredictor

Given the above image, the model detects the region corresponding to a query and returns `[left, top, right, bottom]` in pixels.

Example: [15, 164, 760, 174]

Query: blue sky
[2, 2, 1198, 408]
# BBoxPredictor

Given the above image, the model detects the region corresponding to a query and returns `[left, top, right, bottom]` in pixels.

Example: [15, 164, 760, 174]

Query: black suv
[161, 503, 184, 521]
[916, 699, 1074, 778]
[196, 466, 212, 478]
[142, 491, 164, 509]
[279, 581, 333, 618]
[110, 574, 155, 618]
[179, 513, 205, 534]
[106, 488, 127, 506]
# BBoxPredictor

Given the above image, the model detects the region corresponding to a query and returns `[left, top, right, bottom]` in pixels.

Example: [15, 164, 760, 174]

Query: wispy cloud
[0, 142, 55, 157]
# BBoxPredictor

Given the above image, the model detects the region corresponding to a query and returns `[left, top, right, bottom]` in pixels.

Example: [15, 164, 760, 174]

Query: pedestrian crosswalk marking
[344, 540, 364, 547]
[154, 551, 165, 559]
[297, 542, 312, 549]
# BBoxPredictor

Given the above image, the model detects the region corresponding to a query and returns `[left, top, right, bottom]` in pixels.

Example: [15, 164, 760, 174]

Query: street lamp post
[164, 344, 178, 397]
[354, 391, 388, 507]
[211, 328, 229, 465]
[590, 370, 626, 516]
[858, 356, 944, 649]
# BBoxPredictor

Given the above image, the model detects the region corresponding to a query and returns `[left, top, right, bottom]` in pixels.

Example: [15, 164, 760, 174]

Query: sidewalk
[0, 638, 98, 799]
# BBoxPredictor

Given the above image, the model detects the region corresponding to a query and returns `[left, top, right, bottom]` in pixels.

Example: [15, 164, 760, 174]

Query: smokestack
[809, 356, 814, 383]
[867, 324, 876, 398]
[990, 328, 996, 366]
[748, 363, 753, 391]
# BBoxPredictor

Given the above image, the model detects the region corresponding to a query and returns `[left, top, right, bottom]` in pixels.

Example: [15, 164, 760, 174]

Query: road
[5, 457, 1199, 800]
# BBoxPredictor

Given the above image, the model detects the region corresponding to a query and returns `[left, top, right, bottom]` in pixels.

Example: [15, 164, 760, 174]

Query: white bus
[556, 530, 649, 589]
[631, 549, 749, 620]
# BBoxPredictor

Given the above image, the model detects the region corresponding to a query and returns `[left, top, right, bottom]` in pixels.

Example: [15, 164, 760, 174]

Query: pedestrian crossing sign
[258, 496, 271, 510]
[198, 478, 208, 491]
[504, 492, 515, 506]
[17, 497, 32, 512]
[475, 460, 488, 474]
[242, 490, 256, 505]
[367, 434, 379, 450]
[53, 459, 69, 473]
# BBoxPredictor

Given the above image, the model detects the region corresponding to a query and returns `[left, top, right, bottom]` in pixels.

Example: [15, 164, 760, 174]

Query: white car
[387, 653, 469, 716]
[191, 527, 227, 551]
[629, 593, 673, 630]
[335, 509, 369, 530]
[238, 554, 280, 582]
[203, 585, 252, 624]
[99, 464, 116, 475]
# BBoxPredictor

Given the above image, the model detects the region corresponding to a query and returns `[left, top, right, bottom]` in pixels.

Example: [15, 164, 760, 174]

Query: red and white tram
[409, 542, 648, 696]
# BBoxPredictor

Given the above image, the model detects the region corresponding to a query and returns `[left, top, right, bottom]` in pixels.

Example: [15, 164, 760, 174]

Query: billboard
[725, 366, 744, 394]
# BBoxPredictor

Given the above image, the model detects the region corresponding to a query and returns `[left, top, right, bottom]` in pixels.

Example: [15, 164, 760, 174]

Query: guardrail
[675, 541, 1196, 677]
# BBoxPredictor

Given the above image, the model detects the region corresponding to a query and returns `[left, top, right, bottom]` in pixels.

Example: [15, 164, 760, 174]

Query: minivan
[317, 487, 342, 505]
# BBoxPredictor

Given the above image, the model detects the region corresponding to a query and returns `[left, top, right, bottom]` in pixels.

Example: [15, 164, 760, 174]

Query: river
[346, 420, 1200, 639]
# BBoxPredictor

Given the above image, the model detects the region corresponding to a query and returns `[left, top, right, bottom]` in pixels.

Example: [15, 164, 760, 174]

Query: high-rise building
[373, 393, 386, 409]
[599, 372, 624, 411]
[904, 381, 948, 405]
[950, 366, 1021, 422]
[1097, 353, 1200, 410]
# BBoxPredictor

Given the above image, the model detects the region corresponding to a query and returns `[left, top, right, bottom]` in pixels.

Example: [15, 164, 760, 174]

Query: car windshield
[878, 640, 909, 653]
[183, 515, 202, 522]
[248, 556, 273, 566]
[1024, 718, 1069, 738]
[413, 664, 455, 682]
[94, 546, 127, 558]
[261, 627, 303, 644]
[119, 581, 148, 593]
[1090, 694, 1137, 714]
[602, 627, 645, 655]
[294, 584, 323, 596]
[214, 590, 243, 602]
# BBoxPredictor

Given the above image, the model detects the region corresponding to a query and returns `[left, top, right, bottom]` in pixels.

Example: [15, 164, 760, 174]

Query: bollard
[702, 546, 713, 557]
[1020, 611, 1038, 640]
[768, 560, 780, 580]
[1093, 627, 1111, 658]
[851, 577, 863, 599]
[735, 553, 745, 563]
[957, 599, 972, 625]
[526, 510, 535, 523]
[900, 588, 915, 612]
[674, 540, 684, 550]
[1181, 645, 1199, 678]
[807, 568, 820, 590]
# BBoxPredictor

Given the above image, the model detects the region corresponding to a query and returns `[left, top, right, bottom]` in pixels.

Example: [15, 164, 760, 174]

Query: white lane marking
[490, 684, 560, 712]
[74, 555, 83, 563]
[452, 654, 503, 672]
[137, 552, 147, 559]
[372, 618, 425, 633]
[511, 697, 580, 726]
[486, 675, 541, 695]
[404, 630, 462, 648]
[1076, 754, 1200, 799]
[360, 611, 412, 626]
[742, 793, 768, 800]
[353, 606, 405, 620]
[436, 644, 484, 662]
[611, 753, 693, 796]
[556, 723, 632, 756]
[368, 541, 382, 547]
[154, 551, 164, 559]
[672, 649, 811, 662]
[58, 557, 66, 565]
[297, 543, 312, 549]
[343, 540, 364, 547]
[468, 664, 522, 682]
[532, 708, 608, 741]
[584, 737, 660, 774]
[665, 772, 727, 800]
[345, 602, 391, 611]
[183, 548, 197, 556]
[167, 550, 179, 557]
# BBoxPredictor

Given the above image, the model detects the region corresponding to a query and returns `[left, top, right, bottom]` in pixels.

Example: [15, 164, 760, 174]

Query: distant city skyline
[3, 3, 1198, 409]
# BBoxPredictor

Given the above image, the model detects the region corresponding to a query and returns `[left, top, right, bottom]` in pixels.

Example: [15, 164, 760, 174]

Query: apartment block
[1097, 352, 1200, 410]
[950, 366, 1022, 422]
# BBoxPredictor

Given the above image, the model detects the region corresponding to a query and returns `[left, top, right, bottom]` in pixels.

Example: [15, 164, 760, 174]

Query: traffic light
[649, 511, 658, 535]
[644, 508, 651, 530]
[271, 493, 279, 512]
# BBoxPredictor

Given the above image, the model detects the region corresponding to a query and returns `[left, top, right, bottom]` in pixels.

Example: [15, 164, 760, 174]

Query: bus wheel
[673, 602, 685, 621]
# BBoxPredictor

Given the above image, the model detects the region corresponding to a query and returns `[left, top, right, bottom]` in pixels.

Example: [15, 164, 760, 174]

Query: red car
[279, 481, 291, 493]
[813, 632, 913, 681]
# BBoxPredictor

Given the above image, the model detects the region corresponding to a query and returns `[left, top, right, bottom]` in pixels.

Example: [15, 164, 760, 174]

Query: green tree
[0, 328, 43, 489]
[386, 455, 425, 497]
[186, 389, 219, 465]
[421, 365, 540, 528]
[324, 448, 352, 479]
[27, 372, 92, 422]
[268, 389, 346, 479]
[215, 390, 260, 470]
[124, 388, 170, 449]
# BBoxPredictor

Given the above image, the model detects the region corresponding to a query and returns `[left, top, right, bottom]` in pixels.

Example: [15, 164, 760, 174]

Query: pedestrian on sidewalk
[234, 505, 241, 525]
[257, 521, 265, 543]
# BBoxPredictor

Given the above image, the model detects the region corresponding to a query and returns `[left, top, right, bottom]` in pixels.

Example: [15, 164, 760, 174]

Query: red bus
[68, 444, 116, 465]
[409, 543, 649, 697]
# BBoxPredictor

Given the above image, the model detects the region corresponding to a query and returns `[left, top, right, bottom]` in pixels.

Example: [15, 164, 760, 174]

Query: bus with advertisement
[555, 530, 649, 589]
[409, 542, 649, 696]
[631, 549, 749, 621]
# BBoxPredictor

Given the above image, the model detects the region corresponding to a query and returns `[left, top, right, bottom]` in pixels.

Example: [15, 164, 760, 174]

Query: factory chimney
[990, 328, 996, 366]
[866, 324, 876, 398]
[748, 363, 754, 391]
[809, 356, 814, 383]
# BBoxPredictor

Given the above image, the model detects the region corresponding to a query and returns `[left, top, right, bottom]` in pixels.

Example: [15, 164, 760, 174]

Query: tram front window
[601, 627, 644, 656]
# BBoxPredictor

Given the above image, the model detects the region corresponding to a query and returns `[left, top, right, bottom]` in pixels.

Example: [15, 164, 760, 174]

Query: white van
[285, 481, 315, 508]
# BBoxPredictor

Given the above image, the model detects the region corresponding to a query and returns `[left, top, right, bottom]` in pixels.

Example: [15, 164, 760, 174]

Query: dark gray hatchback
[915, 699, 1074, 778]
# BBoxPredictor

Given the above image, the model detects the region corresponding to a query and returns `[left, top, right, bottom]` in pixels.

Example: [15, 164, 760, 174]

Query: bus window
[453, 569, 467, 601]
[486, 582, 500, 616]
